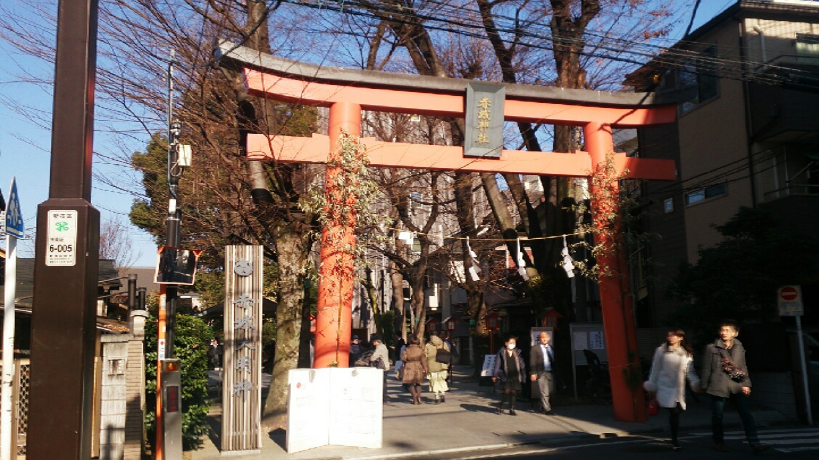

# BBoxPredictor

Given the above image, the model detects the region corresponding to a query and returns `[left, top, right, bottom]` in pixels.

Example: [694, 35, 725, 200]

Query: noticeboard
[569, 322, 607, 400]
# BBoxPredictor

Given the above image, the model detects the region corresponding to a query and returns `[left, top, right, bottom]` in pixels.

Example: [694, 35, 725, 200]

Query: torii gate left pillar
[219, 43, 684, 422]
[314, 102, 361, 368]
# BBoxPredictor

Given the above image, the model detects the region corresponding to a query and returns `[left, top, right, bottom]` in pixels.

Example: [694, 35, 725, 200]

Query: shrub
[144, 311, 214, 451]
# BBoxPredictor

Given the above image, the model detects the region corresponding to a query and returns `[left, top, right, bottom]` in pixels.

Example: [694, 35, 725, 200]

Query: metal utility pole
[165, 50, 182, 358]
[156, 50, 184, 460]
[27, 1, 100, 458]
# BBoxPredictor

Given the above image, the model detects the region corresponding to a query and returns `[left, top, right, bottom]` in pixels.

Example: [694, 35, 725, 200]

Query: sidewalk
[191, 365, 790, 460]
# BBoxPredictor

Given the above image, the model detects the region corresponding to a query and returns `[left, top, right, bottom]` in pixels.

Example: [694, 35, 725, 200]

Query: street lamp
[443, 316, 457, 340]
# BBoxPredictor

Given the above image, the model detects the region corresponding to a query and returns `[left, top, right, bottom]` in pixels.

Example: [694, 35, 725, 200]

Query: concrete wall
[99, 311, 147, 460]
[100, 336, 129, 460]
[677, 23, 754, 263]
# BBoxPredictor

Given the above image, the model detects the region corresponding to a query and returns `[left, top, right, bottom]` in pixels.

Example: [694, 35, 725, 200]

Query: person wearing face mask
[492, 335, 526, 415]
[701, 320, 768, 454]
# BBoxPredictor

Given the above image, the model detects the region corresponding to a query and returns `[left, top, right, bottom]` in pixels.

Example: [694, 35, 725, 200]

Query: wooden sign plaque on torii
[217, 42, 683, 423]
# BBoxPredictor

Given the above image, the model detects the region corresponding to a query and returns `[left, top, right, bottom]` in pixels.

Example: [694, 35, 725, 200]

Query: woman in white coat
[644, 328, 701, 451]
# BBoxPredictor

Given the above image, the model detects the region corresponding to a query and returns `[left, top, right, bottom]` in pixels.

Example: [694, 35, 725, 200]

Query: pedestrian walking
[701, 320, 768, 454]
[207, 339, 223, 370]
[530, 331, 557, 415]
[401, 336, 428, 405]
[370, 334, 390, 401]
[492, 335, 526, 415]
[424, 332, 451, 404]
[643, 328, 701, 451]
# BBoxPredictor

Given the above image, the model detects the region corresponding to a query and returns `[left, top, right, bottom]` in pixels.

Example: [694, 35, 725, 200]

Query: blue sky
[0, 1, 735, 268]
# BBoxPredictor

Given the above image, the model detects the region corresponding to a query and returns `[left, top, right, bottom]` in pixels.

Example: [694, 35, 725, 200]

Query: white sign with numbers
[46, 211, 78, 266]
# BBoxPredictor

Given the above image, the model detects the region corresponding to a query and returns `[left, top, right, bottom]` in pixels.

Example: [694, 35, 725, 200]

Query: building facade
[630, 0, 819, 327]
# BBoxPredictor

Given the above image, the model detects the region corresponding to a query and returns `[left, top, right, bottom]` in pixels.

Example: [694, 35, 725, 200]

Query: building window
[663, 198, 674, 213]
[796, 33, 819, 64]
[680, 45, 719, 114]
[685, 182, 727, 206]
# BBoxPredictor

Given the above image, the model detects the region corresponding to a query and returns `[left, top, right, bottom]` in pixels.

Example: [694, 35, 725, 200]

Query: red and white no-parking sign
[778, 285, 803, 316]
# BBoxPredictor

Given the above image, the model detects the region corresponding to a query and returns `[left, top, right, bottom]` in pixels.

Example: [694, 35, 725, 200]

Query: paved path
[192, 365, 791, 460]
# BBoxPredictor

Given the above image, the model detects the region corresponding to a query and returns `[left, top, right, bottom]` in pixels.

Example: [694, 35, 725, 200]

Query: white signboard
[45, 210, 78, 266]
[287, 368, 383, 454]
[158, 339, 166, 361]
[481, 354, 497, 377]
[573, 331, 588, 350]
[328, 368, 383, 448]
[287, 369, 331, 453]
[778, 285, 804, 317]
[589, 331, 605, 350]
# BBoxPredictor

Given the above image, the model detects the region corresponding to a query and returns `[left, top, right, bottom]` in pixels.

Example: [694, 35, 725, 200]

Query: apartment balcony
[760, 192, 819, 236]
[748, 78, 819, 143]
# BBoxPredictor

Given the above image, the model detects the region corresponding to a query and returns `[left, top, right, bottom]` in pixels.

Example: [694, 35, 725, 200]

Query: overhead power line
[276, 0, 815, 88]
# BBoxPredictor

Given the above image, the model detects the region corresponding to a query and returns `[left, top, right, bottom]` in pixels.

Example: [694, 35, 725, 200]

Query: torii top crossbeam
[216, 42, 682, 180]
[216, 41, 682, 424]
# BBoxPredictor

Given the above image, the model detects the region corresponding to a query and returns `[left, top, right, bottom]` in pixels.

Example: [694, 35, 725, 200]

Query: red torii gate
[218, 43, 681, 422]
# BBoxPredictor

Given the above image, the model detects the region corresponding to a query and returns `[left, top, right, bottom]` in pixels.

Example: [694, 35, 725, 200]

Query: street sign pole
[778, 285, 812, 426]
[794, 314, 812, 426]
[1, 233, 18, 460]
[1, 176, 23, 460]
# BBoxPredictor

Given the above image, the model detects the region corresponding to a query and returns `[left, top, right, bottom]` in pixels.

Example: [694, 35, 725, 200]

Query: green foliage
[144, 311, 214, 451]
[130, 133, 170, 243]
[298, 130, 386, 272]
[668, 206, 819, 340]
[188, 268, 225, 312]
[262, 320, 277, 348]
[377, 310, 395, 349]
[570, 154, 657, 280]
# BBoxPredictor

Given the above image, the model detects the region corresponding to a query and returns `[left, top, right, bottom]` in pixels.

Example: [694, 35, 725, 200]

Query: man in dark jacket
[701, 320, 768, 454]
[529, 331, 557, 415]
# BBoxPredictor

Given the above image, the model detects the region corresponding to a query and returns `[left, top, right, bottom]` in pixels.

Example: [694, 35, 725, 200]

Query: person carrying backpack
[424, 332, 451, 404]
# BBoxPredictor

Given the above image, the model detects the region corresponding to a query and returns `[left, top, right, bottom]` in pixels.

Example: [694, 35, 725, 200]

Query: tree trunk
[480, 172, 538, 280]
[391, 268, 406, 339]
[262, 223, 306, 430]
[363, 265, 383, 337]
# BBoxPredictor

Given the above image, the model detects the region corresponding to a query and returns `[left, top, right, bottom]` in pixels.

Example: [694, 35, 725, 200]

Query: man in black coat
[529, 331, 556, 415]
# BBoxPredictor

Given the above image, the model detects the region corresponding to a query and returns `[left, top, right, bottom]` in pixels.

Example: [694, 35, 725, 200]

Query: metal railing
[763, 183, 819, 201]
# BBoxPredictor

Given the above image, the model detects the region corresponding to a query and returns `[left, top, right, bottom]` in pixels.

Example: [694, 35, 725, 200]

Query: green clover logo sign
[56, 221, 69, 232]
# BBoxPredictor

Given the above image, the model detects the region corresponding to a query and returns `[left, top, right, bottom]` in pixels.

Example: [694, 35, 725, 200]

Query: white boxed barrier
[287, 367, 383, 453]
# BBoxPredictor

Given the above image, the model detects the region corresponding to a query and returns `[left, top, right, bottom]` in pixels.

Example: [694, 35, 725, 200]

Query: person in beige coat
[644, 328, 700, 451]
[424, 332, 451, 404]
[401, 336, 428, 404]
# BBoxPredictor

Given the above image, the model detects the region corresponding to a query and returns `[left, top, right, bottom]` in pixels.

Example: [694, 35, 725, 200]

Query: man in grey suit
[530, 331, 557, 415]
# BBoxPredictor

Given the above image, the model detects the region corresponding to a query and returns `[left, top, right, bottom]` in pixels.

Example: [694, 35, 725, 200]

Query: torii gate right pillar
[585, 122, 646, 422]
